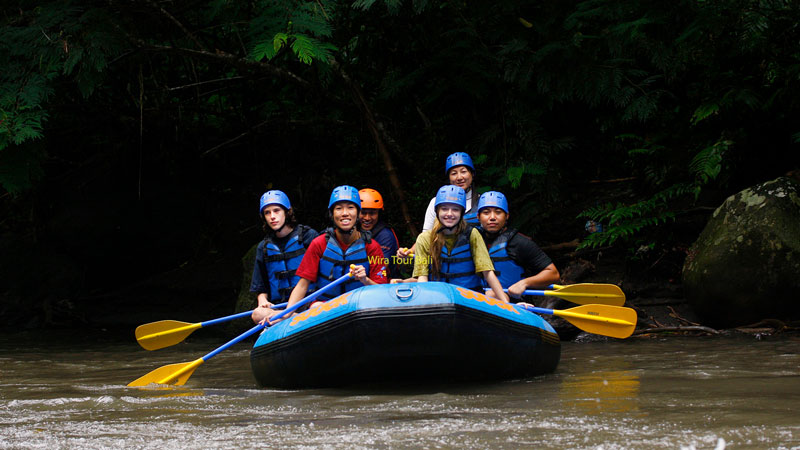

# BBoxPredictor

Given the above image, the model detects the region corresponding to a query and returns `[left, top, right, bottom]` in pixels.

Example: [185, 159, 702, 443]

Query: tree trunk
[332, 60, 418, 238]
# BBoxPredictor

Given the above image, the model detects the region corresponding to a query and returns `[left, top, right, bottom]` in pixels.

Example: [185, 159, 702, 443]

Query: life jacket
[369, 221, 384, 236]
[317, 228, 372, 299]
[370, 221, 401, 277]
[429, 226, 483, 291]
[263, 225, 315, 302]
[463, 190, 479, 226]
[482, 228, 525, 289]
[463, 208, 479, 226]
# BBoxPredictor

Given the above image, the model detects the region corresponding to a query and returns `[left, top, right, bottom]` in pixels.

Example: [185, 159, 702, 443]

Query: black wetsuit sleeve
[509, 234, 553, 275]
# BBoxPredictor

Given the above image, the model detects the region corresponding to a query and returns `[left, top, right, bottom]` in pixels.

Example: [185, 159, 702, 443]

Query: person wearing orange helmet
[358, 188, 400, 278]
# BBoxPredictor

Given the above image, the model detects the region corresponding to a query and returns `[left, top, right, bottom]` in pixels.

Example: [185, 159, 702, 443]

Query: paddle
[127, 269, 355, 387]
[485, 283, 625, 306]
[135, 302, 289, 351]
[517, 303, 637, 339]
[548, 282, 625, 295]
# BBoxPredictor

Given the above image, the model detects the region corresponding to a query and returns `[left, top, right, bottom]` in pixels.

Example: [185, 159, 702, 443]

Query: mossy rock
[234, 242, 260, 314]
[682, 177, 800, 327]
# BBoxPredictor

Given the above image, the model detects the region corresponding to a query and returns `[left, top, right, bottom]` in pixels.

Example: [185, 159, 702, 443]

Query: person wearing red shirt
[260, 185, 387, 325]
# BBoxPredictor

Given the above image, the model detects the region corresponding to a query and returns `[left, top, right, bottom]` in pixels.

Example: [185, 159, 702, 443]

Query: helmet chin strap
[337, 225, 356, 235]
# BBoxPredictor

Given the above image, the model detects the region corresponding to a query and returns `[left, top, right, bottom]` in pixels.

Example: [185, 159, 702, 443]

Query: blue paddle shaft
[200, 272, 353, 362]
[523, 290, 547, 296]
[484, 288, 548, 296]
[518, 305, 554, 316]
[200, 302, 289, 327]
[201, 311, 252, 327]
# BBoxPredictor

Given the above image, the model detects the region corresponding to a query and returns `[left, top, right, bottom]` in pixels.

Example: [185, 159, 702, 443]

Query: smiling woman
[260, 185, 389, 325]
[408, 185, 508, 302]
[396, 152, 481, 261]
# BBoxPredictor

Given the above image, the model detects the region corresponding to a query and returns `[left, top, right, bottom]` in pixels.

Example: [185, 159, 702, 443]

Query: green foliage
[578, 183, 692, 248]
[248, 1, 337, 65]
[578, 137, 730, 249]
[0, 3, 122, 194]
[0, 0, 797, 250]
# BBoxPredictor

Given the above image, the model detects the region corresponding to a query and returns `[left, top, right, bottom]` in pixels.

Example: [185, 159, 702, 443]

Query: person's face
[263, 205, 286, 231]
[479, 207, 508, 233]
[332, 202, 358, 231]
[359, 208, 380, 231]
[437, 204, 463, 228]
[448, 166, 473, 191]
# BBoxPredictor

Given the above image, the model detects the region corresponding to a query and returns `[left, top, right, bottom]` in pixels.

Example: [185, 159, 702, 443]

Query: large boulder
[682, 176, 800, 328]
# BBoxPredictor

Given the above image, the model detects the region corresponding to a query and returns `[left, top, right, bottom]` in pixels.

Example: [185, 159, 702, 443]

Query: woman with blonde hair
[397, 152, 479, 260]
[410, 185, 508, 302]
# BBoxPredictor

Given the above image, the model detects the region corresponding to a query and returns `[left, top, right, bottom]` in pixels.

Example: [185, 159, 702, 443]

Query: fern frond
[290, 34, 337, 65]
[691, 102, 719, 125]
[689, 139, 730, 186]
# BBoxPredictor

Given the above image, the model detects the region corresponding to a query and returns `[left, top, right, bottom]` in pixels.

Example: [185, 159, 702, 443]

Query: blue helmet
[445, 152, 475, 173]
[259, 190, 292, 214]
[328, 185, 361, 210]
[434, 185, 467, 211]
[477, 191, 509, 214]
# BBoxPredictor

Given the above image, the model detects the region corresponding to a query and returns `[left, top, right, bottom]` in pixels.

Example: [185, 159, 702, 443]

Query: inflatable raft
[250, 282, 560, 388]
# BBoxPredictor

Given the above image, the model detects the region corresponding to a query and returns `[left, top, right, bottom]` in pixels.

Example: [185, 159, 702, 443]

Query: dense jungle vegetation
[1, 0, 798, 327]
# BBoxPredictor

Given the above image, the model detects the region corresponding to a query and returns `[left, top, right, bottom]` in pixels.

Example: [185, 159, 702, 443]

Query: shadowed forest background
[1, 0, 798, 329]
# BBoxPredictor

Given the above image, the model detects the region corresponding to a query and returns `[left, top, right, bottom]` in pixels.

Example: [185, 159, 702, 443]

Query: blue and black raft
[250, 282, 562, 388]
[127, 279, 632, 388]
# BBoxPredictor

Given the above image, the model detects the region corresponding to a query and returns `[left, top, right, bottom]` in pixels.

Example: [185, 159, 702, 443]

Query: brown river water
[1, 330, 798, 449]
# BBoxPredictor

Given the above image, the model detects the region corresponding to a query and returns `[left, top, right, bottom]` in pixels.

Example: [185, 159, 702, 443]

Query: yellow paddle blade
[135, 320, 203, 351]
[553, 304, 638, 339]
[545, 283, 626, 307]
[127, 359, 204, 387]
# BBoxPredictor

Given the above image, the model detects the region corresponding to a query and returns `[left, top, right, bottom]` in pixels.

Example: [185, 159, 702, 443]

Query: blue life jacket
[429, 226, 483, 291]
[263, 225, 315, 302]
[483, 228, 525, 289]
[317, 228, 371, 299]
[463, 196, 479, 226]
[370, 221, 401, 278]
[463, 208, 479, 226]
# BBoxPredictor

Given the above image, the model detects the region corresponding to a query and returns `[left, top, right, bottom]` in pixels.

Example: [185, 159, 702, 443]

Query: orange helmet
[359, 188, 384, 210]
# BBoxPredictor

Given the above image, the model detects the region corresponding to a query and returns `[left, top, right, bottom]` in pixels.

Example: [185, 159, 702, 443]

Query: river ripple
[1, 331, 798, 449]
